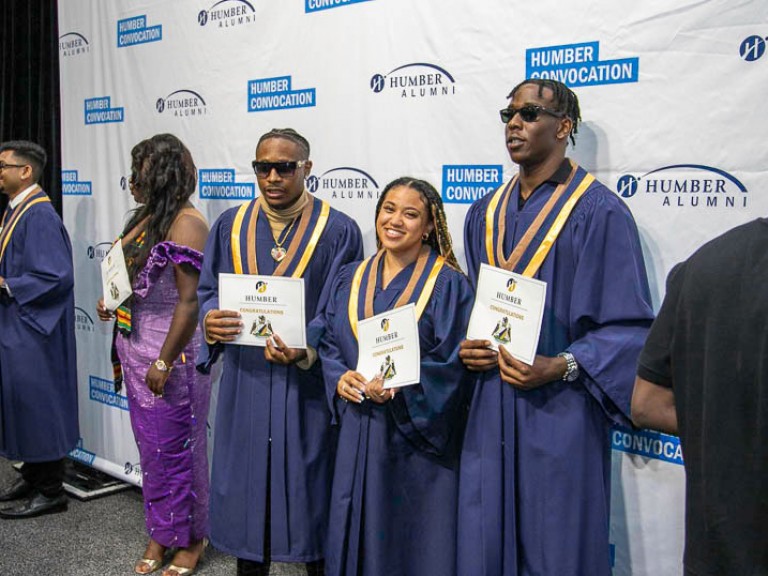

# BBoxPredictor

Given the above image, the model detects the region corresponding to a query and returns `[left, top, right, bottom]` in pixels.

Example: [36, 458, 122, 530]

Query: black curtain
[0, 0, 62, 216]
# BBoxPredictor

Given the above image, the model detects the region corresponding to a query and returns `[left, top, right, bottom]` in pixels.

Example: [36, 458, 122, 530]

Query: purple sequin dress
[115, 241, 211, 548]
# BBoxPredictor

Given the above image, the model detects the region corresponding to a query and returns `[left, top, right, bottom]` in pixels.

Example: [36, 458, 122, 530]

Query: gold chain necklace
[270, 216, 298, 262]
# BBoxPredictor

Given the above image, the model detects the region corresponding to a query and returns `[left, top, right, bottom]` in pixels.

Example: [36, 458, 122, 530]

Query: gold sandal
[161, 539, 207, 576]
[134, 558, 162, 574]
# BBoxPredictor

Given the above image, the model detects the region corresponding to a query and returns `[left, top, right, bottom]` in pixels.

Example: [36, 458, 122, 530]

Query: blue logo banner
[442, 165, 502, 204]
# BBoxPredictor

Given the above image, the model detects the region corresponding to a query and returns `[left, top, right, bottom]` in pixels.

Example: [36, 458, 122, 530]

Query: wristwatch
[0, 279, 11, 297]
[557, 351, 579, 382]
[153, 359, 172, 373]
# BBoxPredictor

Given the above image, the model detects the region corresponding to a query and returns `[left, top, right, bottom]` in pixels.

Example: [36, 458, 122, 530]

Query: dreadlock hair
[0, 140, 47, 183]
[256, 128, 310, 160]
[375, 177, 463, 273]
[121, 133, 197, 280]
[507, 79, 581, 146]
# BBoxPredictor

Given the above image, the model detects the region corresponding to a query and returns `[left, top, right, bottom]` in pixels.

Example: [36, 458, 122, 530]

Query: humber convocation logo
[90, 376, 129, 411]
[739, 34, 767, 62]
[157, 89, 208, 118]
[248, 76, 316, 112]
[306, 167, 379, 201]
[117, 15, 162, 47]
[370, 63, 456, 99]
[62, 170, 92, 196]
[69, 439, 96, 466]
[442, 165, 502, 204]
[526, 41, 639, 87]
[199, 168, 255, 200]
[198, 0, 257, 28]
[84, 96, 125, 125]
[617, 164, 748, 209]
[59, 32, 91, 57]
[305, 0, 373, 13]
[612, 426, 683, 465]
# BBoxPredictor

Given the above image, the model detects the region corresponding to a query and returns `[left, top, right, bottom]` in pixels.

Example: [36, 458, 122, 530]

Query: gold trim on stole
[0, 196, 51, 265]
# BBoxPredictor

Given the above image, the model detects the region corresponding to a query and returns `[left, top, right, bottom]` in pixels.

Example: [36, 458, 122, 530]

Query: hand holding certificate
[356, 303, 421, 389]
[218, 273, 306, 349]
[466, 264, 547, 365]
[100, 241, 133, 311]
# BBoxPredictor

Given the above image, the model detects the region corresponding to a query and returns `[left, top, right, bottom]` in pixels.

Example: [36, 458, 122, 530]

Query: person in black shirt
[631, 218, 768, 576]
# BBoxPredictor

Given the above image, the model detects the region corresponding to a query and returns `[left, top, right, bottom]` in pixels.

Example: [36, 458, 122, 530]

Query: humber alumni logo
[74, 306, 95, 333]
[306, 167, 379, 201]
[157, 89, 208, 118]
[198, 0, 257, 28]
[617, 164, 748, 209]
[740, 34, 767, 62]
[59, 32, 91, 57]
[370, 63, 456, 99]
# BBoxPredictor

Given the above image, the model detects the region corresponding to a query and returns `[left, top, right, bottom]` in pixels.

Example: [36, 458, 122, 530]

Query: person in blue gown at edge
[196, 129, 363, 576]
[314, 177, 475, 576]
[457, 79, 655, 576]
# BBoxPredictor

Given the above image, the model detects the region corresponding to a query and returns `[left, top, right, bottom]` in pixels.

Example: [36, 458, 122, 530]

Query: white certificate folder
[218, 273, 306, 349]
[356, 303, 421, 389]
[466, 263, 547, 365]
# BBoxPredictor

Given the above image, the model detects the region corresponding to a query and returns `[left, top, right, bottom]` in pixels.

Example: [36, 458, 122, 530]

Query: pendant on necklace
[271, 245, 287, 262]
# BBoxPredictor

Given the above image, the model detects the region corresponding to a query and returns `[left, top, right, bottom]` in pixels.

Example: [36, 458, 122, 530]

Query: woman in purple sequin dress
[97, 134, 211, 576]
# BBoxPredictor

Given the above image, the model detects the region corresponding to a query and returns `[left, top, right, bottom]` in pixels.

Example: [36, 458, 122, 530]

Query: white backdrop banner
[57, 1, 768, 574]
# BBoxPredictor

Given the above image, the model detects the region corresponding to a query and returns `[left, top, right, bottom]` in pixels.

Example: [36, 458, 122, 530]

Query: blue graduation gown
[0, 197, 78, 461]
[197, 203, 362, 562]
[318, 254, 475, 576]
[457, 165, 654, 576]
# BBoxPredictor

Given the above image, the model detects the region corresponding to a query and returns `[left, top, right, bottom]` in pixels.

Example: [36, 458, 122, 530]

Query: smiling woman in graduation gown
[317, 178, 474, 576]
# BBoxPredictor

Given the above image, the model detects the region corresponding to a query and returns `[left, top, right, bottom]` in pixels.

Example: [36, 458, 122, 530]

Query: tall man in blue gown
[197, 129, 362, 576]
[0, 140, 78, 519]
[458, 80, 654, 575]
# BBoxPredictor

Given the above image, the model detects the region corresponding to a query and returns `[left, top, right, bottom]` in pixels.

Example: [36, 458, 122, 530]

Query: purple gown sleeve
[196, 209, 236, 373]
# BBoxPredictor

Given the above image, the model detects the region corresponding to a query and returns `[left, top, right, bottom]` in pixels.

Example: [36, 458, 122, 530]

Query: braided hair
[256, 128, 310, 160]
[507, 79, 581, 146]
[375, 177, 462, 273]
[121, 133, 197, 279]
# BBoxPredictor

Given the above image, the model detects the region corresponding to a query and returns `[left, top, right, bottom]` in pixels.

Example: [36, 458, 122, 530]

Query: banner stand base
[12, 459, 132, 501]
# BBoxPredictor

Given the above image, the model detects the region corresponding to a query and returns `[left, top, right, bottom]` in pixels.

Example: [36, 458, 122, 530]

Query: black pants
[20, 459, 65, 498]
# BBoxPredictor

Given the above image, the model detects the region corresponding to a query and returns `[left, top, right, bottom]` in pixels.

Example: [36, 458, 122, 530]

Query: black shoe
[0, 492, 68, 519]
[0, 477, 33, 502]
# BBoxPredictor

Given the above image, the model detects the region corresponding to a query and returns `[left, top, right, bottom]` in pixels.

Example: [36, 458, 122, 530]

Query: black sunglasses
[251, 160, 307, 178]
[500, 105, 565, 124]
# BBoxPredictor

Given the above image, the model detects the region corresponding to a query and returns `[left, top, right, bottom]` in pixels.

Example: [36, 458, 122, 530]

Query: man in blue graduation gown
[198, 129, 362, 576]
[458, 80, 654, 575]
[0, 140, 78, 519]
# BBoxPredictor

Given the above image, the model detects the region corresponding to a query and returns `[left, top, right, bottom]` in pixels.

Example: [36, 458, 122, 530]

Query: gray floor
[0, 457, 307, 576]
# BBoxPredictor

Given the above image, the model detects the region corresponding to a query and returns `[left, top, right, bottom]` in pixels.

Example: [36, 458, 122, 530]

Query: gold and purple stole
[484, 160, 595, 278]
[347, 246, 445, 339]
[230, 194, 330, 277]
[0, 188, 51, 266]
